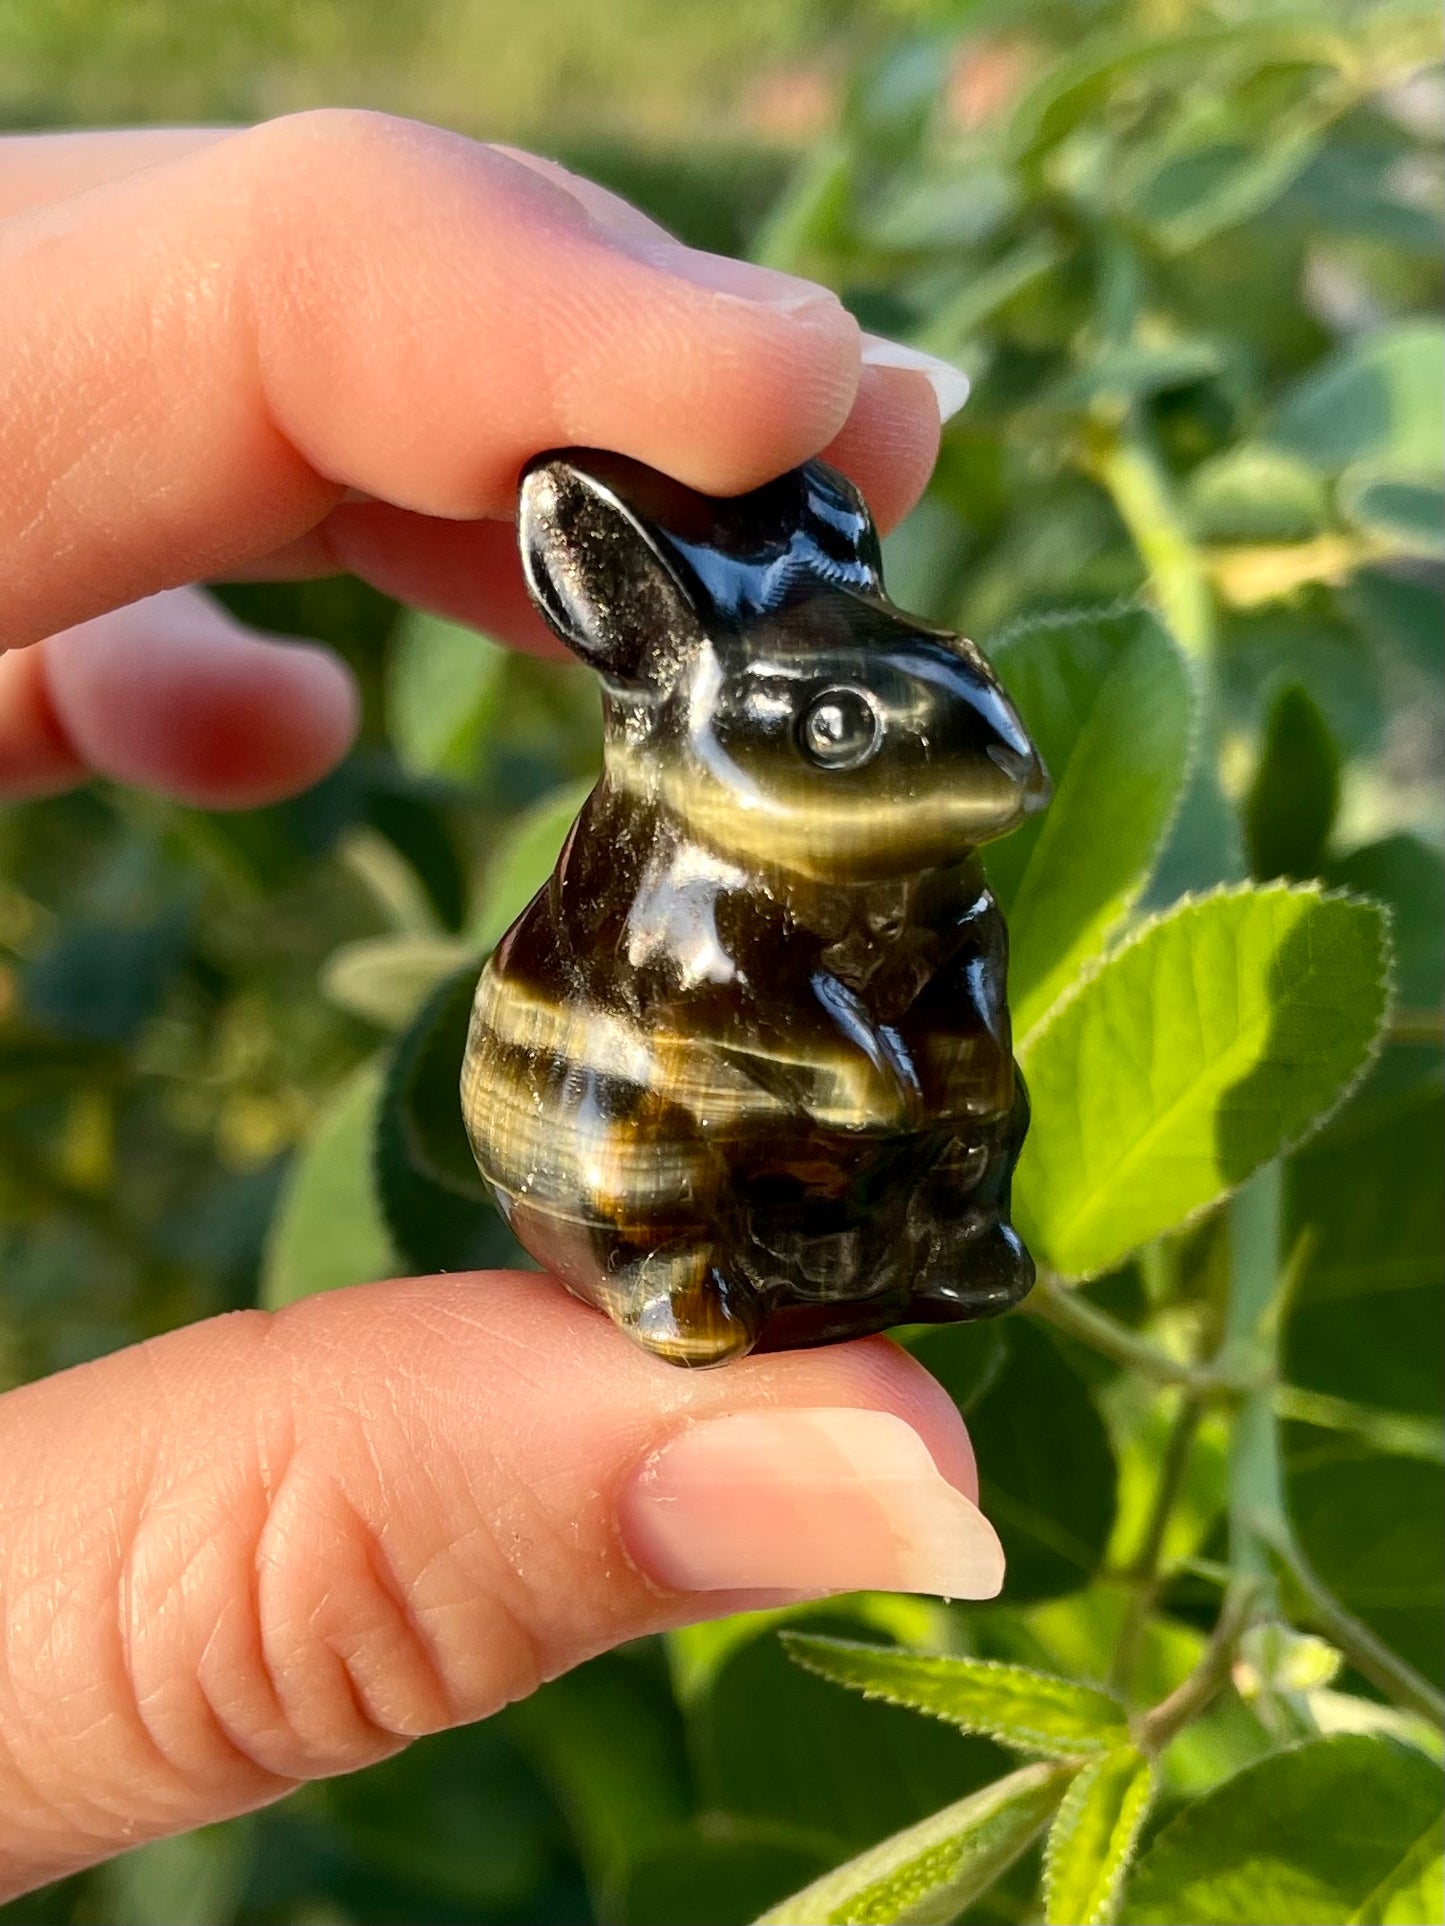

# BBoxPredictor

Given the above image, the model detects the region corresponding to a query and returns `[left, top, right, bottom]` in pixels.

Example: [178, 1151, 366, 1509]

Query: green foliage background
[1, 2, 1442, 1922]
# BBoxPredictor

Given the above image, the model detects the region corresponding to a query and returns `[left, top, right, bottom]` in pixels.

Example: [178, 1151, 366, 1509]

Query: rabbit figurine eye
[798, 685, 883, 770]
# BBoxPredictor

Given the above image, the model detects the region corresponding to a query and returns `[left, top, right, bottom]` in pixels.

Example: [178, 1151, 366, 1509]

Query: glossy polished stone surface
[462, 449, 1050, 1366]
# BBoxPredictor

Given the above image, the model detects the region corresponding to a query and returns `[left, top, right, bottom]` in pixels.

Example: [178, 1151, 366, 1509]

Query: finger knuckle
[234, 106, 424, 190]
[118, 1405, 541, 1788]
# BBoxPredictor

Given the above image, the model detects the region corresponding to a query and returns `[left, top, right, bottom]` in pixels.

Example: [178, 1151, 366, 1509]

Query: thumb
[0, 1272, 1001, 1899]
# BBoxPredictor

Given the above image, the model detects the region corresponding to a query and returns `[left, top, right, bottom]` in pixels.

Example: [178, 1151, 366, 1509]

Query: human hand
[0, 113, 1001, 1901]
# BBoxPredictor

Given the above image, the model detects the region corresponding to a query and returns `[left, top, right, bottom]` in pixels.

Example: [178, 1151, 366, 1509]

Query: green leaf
[318, 1717, 570, 1917]
[469, 778, 595, 950]
[1044, 1745, 1154, 1926]
[1326, 837, 1443, 1012]
[915, 236, 1060, 356]
[1017, 884, 1390, 1279]
[505, 1649, 693, 1913]
[23, 907, 192, 1047]
[782, 1637, 1129, 1760]
[988, 608, 1195, 1035]
[374, 963, 524, 1274]
[1349, 569, 1443, 681]
[320, 932, 475, 1030]
[1267, 321, 1445, 476]
[1053, 340, 1225, 410]
[88, 1821, 249, 1926]
[616, 1822, 833, 1926]
[845, 37, 949, 161]
[926, 1319, 1118, 1602]
[1286, 1087, 1444, 1419]
[338, 824, 444, 935]
[1283, 130, 1443, 257]
[975, 1585, 1212, 1730]
[1129, 124, 1325, 253]
[1219, 602, 1386, 759]
[694, 1614, 1009, 1856]
[880, 494, 969, 622]
[1351, 1816, 1444, 1925]
[668, 1595, 951, 1712]
[756, 1760, 1074, 1926]
[896, 1319, 1006, 1417]
[859, 163, 1015, 253]
[387, 609, 508, 780]
[1108, 1385, 1231, 1581]
[1339, 466, 1445, 558]
[1006, 24, 1346, 165]
[1185, 446, 1329, 544]
[1245, 683, 1340, 882]
[1287, 1445, 1445, 1690]
[260, 1060, 395, 1307]
[751, 142, 854, 276]
[1120, 1735, 1444, 1924]
[1145, 751, 1248, 906]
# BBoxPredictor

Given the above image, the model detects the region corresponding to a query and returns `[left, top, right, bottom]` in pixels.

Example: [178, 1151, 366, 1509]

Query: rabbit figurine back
[461, 448, 1050, 1365]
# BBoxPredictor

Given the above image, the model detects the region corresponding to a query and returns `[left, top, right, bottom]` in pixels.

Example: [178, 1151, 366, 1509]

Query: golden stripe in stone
[464, 963, 924, 1131]
[606, 741, 1017, 882]
[462, 1042, 717, 1229]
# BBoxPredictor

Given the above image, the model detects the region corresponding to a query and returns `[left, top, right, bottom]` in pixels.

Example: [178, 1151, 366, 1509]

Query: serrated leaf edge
[782, 1636, 1128, 1760]
[1043, 1747, 1155, 1926]
[986, 594, 1157, 662]
[754, 1759, 1074, 1926]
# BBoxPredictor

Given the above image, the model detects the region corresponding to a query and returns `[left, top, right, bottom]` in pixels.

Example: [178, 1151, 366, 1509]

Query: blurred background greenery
[0, 1, 1441, 1922]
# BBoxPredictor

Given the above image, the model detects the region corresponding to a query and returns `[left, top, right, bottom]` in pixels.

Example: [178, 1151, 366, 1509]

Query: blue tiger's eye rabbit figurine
[462, 448, 1050, 1365]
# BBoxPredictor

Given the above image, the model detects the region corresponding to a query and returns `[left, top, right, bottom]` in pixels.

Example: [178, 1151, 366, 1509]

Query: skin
[0, 114, 979, 1900]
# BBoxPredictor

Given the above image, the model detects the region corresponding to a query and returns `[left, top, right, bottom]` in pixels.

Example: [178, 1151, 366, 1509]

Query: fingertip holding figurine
[462, 450, 1050, 1366]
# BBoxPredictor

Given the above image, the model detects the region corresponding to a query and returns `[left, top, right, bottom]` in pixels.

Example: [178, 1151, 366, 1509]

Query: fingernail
[619, 1407, 1005, 1599]
[632, 241, 844, 316]
[861, 333, 971, 422]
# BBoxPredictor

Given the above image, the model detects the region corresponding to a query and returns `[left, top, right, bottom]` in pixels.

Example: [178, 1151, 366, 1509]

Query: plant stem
[1387, 1007, 1445, 1047]
[1136, 1393, 1208, 1584]
[1257, 1521, 1445, 1729]
[1092, 414, 1216, 663]
[1110, 1389, 1207, 1697]
[1134, 1581, 1262, 1756]
[1273, 1386, 1444, 1464]
[1028, 1274, 1217, 1389]
[1222, 1164, 1288, 1585]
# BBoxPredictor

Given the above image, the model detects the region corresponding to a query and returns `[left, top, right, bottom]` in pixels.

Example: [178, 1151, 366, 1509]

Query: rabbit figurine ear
[519, 451, 702, 683]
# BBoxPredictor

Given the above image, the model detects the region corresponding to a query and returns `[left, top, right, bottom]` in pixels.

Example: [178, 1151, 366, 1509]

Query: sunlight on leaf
[260, 1060, 393, 1306]
[668, 1596, 951, 1711]
[468, 778, 596, 950]
[320, 932, 476, 1031]
[1044, 1744, 1154, 1925]
[756, 1760, 1073, 1926]
[989, 607, 1194, 1037]
[1017, 883, 1390, 1279]
[1185, 445, 1329, 545]
[783, 1637, 1128, 1760]
[1120, 1736, 1444, 1925]
[388, 609, 508, 781]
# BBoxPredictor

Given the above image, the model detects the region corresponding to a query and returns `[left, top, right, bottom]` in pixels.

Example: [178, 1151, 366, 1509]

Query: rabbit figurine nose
[990, 736, 1051, 812]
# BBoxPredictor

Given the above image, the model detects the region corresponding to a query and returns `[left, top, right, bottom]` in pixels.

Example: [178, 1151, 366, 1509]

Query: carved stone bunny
[461, 449, 1049, 1365]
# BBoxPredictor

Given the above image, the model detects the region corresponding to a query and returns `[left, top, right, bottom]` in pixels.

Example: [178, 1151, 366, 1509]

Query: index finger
[0, 109, 864, 652]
